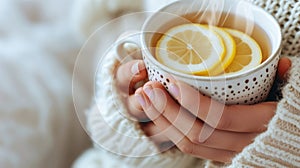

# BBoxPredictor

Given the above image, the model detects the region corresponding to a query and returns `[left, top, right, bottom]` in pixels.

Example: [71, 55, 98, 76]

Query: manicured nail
[199, 134, 207, 143]
[168, 83, 180, 99]
[144, 85, 154, 100]
[199, 124, 214, 143]
[131, 61, 140, 75]
[135, 93, 146, 108]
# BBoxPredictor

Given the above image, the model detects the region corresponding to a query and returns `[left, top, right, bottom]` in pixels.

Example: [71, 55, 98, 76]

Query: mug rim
[141, 0, 282, 81]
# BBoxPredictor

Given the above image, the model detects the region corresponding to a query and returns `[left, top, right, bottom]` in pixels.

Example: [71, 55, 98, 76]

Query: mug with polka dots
[118, 0, 282, 105]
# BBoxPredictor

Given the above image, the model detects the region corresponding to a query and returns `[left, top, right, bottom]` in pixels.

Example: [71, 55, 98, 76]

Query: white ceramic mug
[116, 0, 282, 104]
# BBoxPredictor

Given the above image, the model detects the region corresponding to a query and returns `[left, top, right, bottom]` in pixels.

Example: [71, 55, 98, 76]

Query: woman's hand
[135, 81, 275, 162]
[131, 57, 291, 163]
[116, 57, 291, 162]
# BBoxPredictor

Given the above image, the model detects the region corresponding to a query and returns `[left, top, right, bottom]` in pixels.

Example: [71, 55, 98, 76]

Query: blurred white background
[0, 0, 176, 167]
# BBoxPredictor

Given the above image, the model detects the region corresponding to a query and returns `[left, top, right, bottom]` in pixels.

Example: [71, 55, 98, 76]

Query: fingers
[115, 60, 149, 120]
[127, 94, 148, 120]
[135, 86, 236, 162]
[135, 88, 186, 144]
[218, 102, 276, 132]
[140, 122, 171, 148]
[137, 82, 257, 151]
[197, 124, 257, 152]
[277, 57, 291, 81]
[176, 138, 236, 163]
[116, 60, 147, 94]
[166, 80, 276, 132]
[140, 122, 176, 151]
[141, 82, 198, 139]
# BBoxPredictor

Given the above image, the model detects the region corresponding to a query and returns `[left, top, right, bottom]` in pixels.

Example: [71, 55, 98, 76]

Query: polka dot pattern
[144, 55, 279, 105]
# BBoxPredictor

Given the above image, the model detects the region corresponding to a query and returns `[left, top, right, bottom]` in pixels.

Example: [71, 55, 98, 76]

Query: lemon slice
[156, 24, 225, 75]
[207, 26, 236, 76]
[223, 28, 262, 74]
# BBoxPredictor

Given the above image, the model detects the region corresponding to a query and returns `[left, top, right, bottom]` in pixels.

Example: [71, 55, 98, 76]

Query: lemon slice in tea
[223, 28, 262, 74]
[156, 23, 225, 75]
[207, 26, 236, 76]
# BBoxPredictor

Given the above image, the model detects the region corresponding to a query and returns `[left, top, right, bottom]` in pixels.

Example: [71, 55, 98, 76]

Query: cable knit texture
[247, 0, 300, 57]
[73, 0, 300, 168]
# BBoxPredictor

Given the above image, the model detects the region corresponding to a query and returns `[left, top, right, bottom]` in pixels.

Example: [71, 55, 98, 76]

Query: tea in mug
[152, 12, 271, 76]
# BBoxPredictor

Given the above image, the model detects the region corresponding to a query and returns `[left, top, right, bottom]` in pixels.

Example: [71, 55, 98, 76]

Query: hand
[133, 57, 291, 163]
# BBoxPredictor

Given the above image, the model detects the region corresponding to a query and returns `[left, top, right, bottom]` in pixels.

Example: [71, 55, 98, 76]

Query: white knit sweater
[73, 0, 300, 167]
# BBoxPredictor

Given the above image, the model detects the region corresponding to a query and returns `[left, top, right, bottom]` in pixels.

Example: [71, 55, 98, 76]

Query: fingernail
[144, 85, 154, 100]
[168, 83, 180, 99]
[199, 124, 214, 143]
[135, 93, 146, 108]
[131, 61, 140, 75]
[198, 134, 207, 143]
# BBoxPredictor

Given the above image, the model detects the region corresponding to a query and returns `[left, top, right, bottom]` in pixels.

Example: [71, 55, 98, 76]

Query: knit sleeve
[85, 44, 200, 168]
[248, 0, 300, 57]
[223, 56, 300, 167]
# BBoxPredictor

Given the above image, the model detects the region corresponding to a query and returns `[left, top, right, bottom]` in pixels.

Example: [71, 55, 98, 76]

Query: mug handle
[115, 30, 142, 60]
